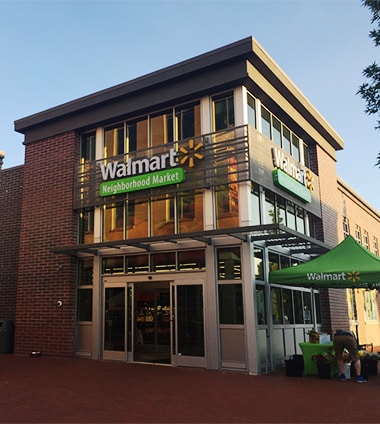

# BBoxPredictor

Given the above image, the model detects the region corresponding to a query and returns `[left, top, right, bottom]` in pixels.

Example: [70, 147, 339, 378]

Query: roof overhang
[52, 224, 330, 257]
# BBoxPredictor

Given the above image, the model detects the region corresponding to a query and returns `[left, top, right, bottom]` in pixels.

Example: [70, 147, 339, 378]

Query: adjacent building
[1, 37, 379, 374]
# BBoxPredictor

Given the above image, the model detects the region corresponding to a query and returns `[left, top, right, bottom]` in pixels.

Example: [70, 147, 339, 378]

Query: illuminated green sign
[273, 169, 311, 203]
[100, 167, 185, 197]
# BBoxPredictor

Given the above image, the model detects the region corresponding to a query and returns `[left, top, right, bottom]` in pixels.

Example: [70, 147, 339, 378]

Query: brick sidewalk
[0, 354, 378, 423]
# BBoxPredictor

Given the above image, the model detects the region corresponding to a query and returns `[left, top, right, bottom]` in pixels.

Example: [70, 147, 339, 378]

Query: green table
[299, 342, 336, 376]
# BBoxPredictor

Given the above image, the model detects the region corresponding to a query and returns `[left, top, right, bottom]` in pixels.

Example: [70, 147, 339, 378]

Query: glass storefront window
[78, 257, 93, 286]
[79, 208, 94, 244]
[271, 287, 283, 324]
[103, 203, 124, 241]
[293, 290, 303, 324]
[282, 288, 294, 324]
[178, 250, 205, 270]
[253, 247, 264, 280]
[125, 254, 149, 273]
[151, 195, 175, 236]
[263, 191, 275, 225]
[280, 256, 290, 269]
[177, 190, 203, 233]
[256, 284, 266, 325]
[268, 252, 279, 272]
[102, 257, 124, 274]
[296, 207, 305, 234]
[126, 198, 149, 239]
[303, 291, 312, 324]
[217, 247, 241, 280]
[286, 201, 296, 231]
[276, 196, 286, 226]
[218, 284, 244, 324]
[151, 252, 176, 272]
[215, 183, 239, 229]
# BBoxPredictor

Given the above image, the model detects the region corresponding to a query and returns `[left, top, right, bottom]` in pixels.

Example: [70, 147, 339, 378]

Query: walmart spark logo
[306, 170, 314, 192]
[179, 139, 203, 168]
[348, 271, 361, 283]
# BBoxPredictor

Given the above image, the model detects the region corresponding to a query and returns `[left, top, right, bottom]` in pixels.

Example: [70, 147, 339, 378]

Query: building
[2, 37, 379, 374]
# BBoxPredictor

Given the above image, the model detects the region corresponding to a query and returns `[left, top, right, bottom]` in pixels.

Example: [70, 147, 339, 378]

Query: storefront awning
[269, 235, 380, 289]
[52, 224, 329, 257]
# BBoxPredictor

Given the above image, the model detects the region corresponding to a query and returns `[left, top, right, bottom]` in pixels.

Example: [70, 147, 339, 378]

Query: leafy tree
[357, 0, 380, 166]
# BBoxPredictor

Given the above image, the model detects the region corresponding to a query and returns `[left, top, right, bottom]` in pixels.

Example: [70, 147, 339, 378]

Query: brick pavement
[0, 354, 378, 423]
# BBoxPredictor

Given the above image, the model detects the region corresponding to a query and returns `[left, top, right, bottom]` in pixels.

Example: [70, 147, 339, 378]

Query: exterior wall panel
[14, 132, 79, 356]
[0, 166, 23, 322]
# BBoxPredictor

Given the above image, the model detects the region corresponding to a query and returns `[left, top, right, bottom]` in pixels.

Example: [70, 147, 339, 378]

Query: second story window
[343, 217, 350, 238]
[213, 92, 235, 131]
[355, 225, 362, 244]
[80, 132, 96, 163]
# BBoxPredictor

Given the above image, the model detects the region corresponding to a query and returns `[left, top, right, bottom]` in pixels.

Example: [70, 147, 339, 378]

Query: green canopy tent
[269, 235, 380, 289]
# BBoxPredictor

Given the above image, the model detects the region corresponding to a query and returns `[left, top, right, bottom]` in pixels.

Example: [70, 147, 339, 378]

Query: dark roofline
[14, 36, 344, 154]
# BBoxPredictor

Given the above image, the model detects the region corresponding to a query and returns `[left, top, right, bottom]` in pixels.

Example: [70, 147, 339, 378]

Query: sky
[0, 0, 379, 211]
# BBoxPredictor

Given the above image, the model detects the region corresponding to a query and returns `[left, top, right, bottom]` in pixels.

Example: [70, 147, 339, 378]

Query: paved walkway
[0, 354, 378, 423]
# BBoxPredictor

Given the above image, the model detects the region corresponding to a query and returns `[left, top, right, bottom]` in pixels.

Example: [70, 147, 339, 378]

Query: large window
[79, 208, 94, 244]
[247, 93, 256, 128]
[151, 194, 175, 236]
[213, 92, 235, 131]
[126, 198, 149, 239]
[104, 125, 124, 158]
[103, 203, 124, 241]
[259, 105, 307, 165]
[126, 117, 148, 152]
[271, 286, 314, 325]
[217, 247, 241, 280]
[177, 190, 204, 233]
[176, 102, 201, 139]
[77, 257, 93, 322]
[256, 284, 266, 324]
[80, 132, 96, 162]
[150, 110, 173, 147]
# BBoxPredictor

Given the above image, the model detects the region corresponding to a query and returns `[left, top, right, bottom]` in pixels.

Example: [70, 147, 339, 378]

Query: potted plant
[307, 330, 320, 343]
[312, 352, 335, 379]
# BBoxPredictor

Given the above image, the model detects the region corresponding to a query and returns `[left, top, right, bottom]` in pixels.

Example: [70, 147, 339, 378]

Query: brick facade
[14, 131, 79, 356]
[0, 165, 23, 322]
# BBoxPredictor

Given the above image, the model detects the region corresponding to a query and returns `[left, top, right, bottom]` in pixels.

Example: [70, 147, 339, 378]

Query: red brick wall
[14, 131, 79, 356]
[0, 166, 23, 322]
[316, 146, 349, 334]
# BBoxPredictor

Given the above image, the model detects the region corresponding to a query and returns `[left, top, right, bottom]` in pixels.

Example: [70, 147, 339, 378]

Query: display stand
[299, 342, 337, 376]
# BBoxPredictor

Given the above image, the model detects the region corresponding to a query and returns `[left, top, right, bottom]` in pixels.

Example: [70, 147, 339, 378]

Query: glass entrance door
[171, 283, 206, 367]
[103, 286, 127, 360]
[134, 282, 171, 363]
